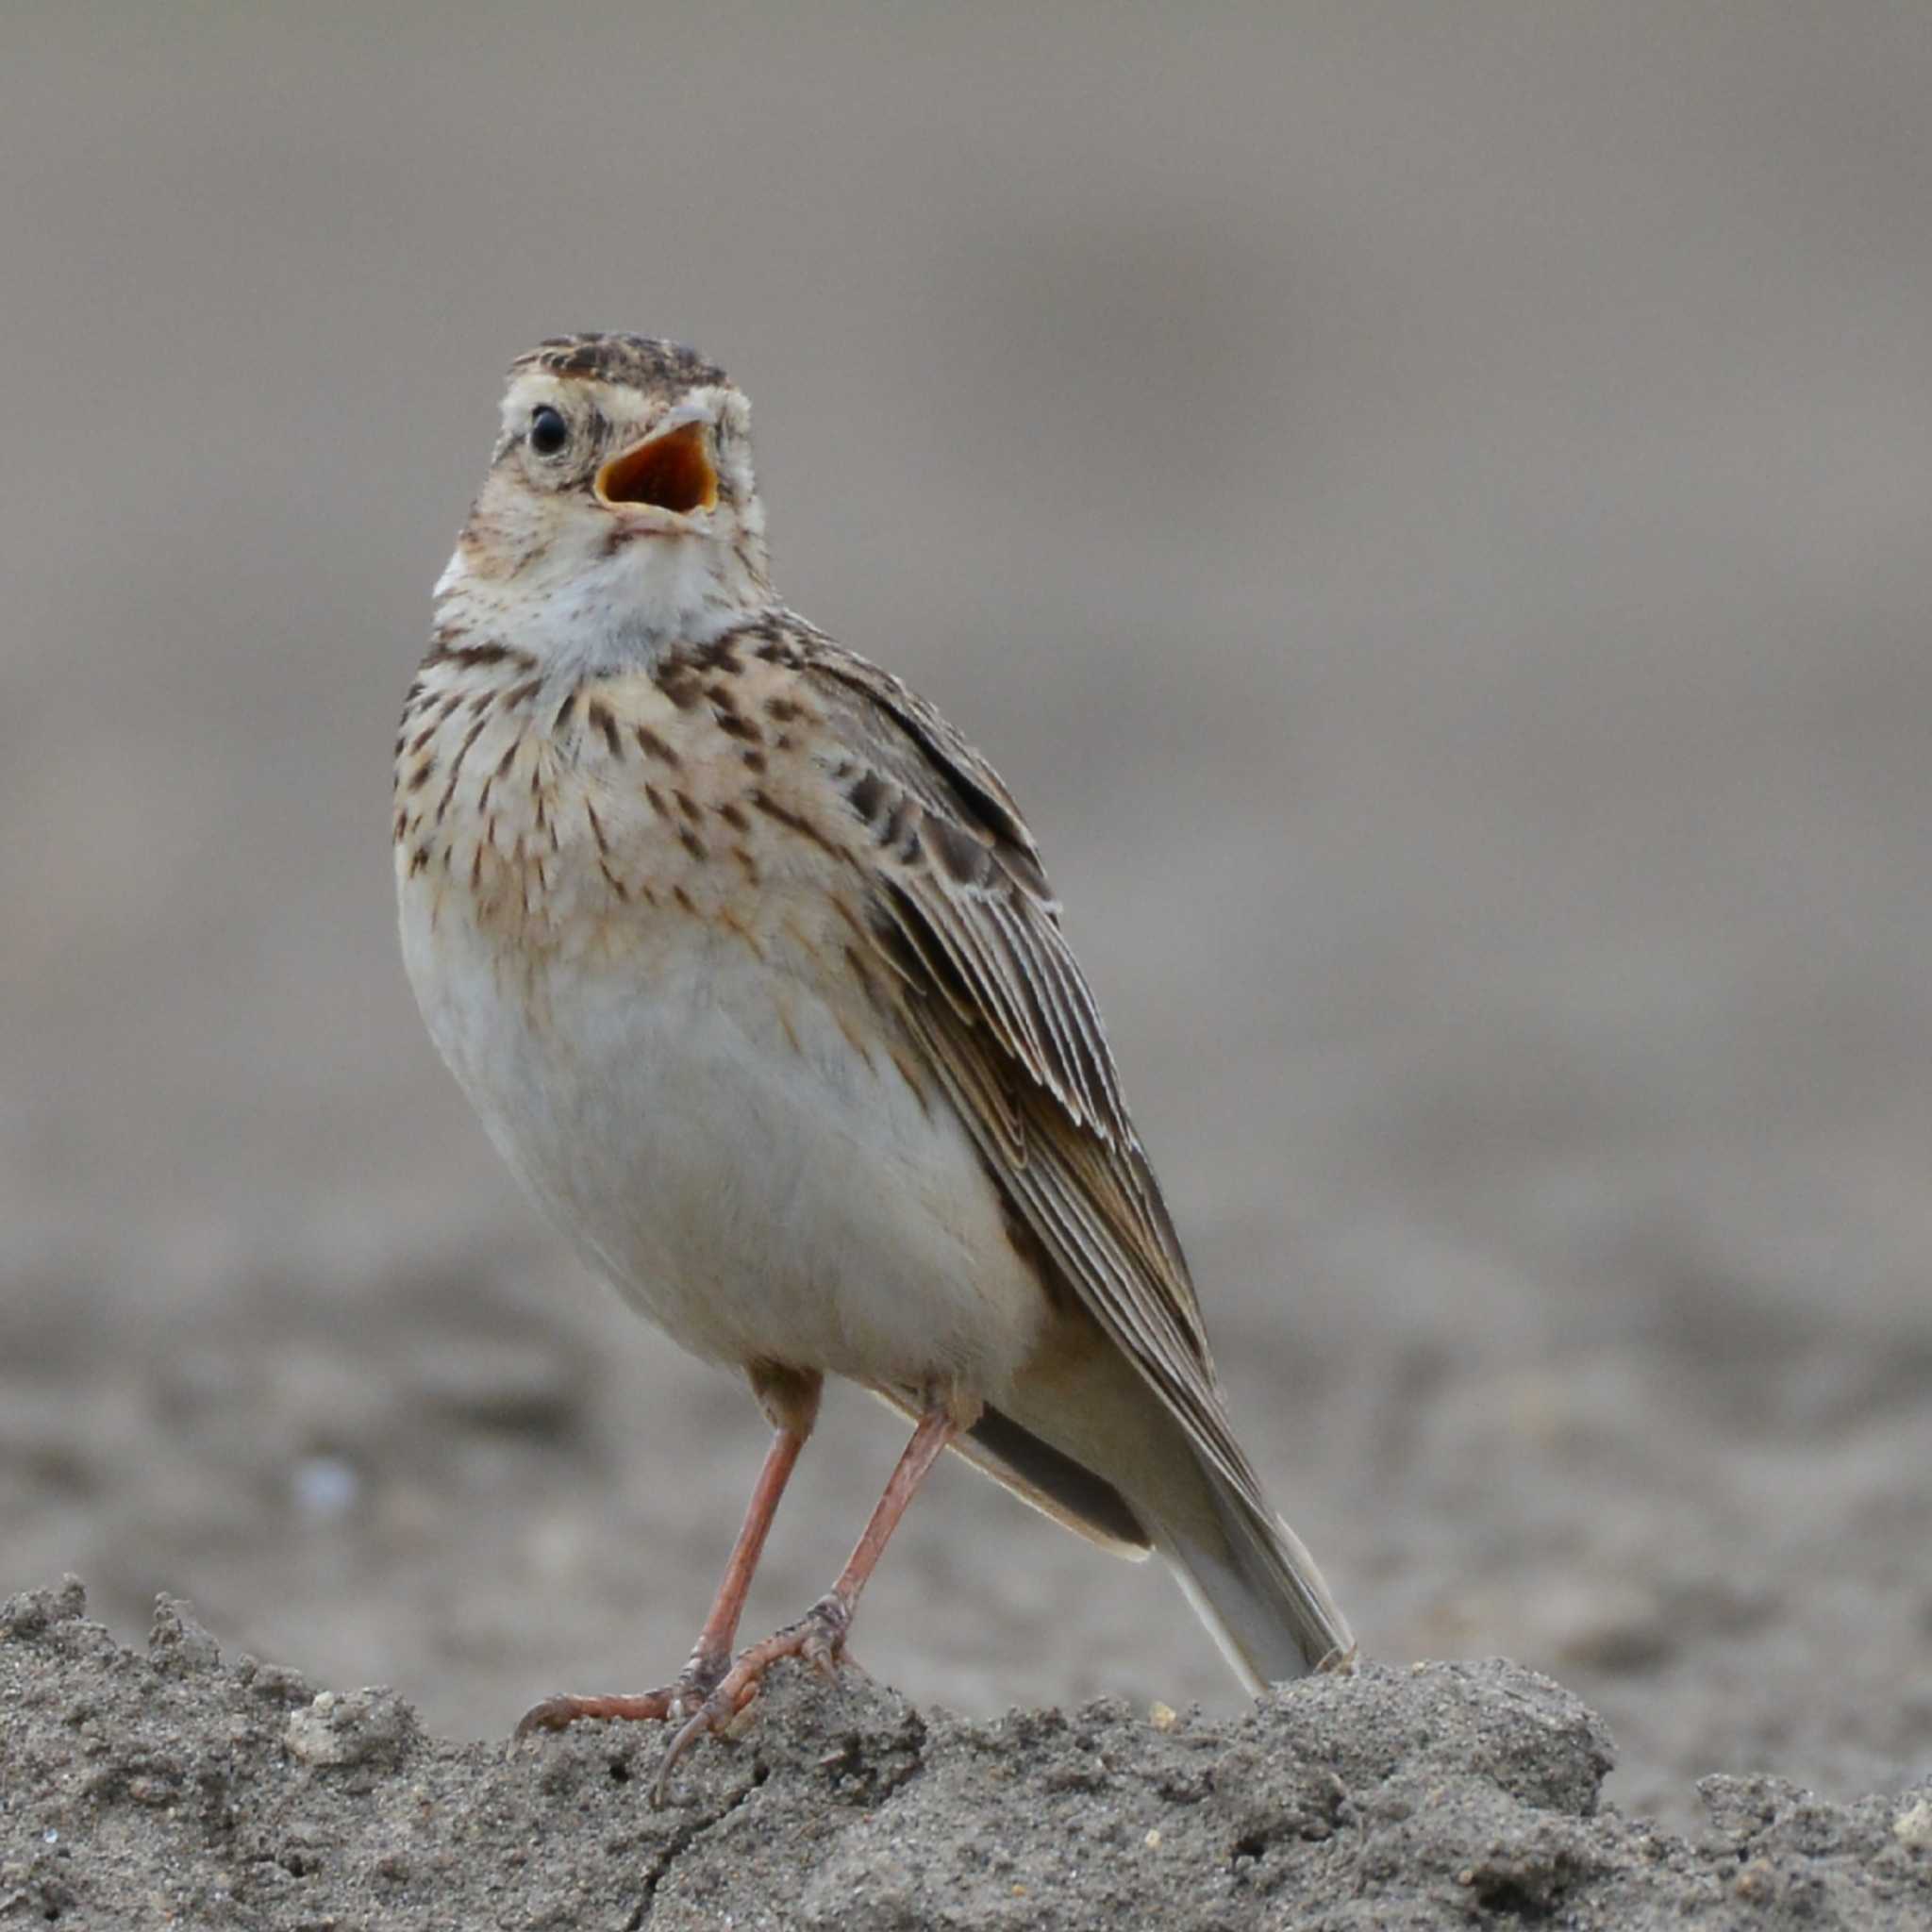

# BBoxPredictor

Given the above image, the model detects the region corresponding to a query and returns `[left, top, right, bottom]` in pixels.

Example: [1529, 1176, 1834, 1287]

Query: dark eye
[528, 406, 569, 457]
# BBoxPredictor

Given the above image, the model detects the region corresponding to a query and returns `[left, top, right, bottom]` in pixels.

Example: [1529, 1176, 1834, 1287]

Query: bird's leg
[652, 1390, 975, 1803]
[515, 1369, 821, 1740]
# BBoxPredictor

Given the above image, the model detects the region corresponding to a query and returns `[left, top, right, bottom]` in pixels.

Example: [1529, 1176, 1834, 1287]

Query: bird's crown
[509, 333, 731, 400]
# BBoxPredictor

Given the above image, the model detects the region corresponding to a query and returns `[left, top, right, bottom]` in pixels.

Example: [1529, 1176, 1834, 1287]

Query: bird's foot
[650, 1592, 851, 1806]
[512, 1646, 730, 1743]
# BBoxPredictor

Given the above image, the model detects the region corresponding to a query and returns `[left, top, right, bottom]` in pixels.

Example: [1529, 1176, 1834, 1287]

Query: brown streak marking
[717, 800, 750, 833]
[750, 790, 842, 861]
[740, 747, 767, 774]
[506, 675, 543, 708]
[714, 708, 761, 745]
[890, 1045, 933, 1116]
[587, 700, 625, 758]
[834, 1008, 875, 1071]
[674, 790, 703, 823]
[635, 724, 681, 767]
[409, 723, 437, 755]
[552, 691, 579, 734]
[470, 844, 483, 889]
[732, 844, 761, 885]
[408, 761, 435, 792]
[476, 641, 534, 670]
[435, 712, 492, 826]
[677, 824, 708, 861]
[771, 991, 804, 1058]
[672, 884, 698, 914]
[717, 905, 766, 960]
[585, 798, 611, 858]
[779, 913, 824, 968]
[765, 694, 805, 723]
[827, 895, 873, 949]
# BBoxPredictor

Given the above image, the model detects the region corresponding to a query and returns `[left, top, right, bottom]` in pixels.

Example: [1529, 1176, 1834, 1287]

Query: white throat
[435, 525, 772, 681]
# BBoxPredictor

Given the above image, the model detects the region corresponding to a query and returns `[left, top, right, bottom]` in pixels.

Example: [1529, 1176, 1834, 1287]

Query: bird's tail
[1145, 1450, 1353, 1689]
[988, 1334, 1354, 1687]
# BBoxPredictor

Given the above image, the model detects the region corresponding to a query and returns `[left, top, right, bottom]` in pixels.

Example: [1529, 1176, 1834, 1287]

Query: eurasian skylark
[395, 334, 1353, 1797]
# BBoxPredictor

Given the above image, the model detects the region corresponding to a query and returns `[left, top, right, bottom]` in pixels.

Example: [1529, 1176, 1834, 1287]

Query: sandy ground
[4, 0, 1929, 1867]
[7, 1581, 1929, 1929]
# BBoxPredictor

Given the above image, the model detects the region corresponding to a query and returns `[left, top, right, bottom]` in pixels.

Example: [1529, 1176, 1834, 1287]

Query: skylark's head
[441, 334, 772, 669]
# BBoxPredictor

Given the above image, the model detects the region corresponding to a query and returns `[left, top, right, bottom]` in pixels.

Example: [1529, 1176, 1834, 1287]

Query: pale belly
[398, 888, 1050, 1398]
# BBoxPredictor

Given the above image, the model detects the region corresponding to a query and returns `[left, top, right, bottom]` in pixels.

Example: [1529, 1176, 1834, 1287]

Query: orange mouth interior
[596, 422, 720, 515]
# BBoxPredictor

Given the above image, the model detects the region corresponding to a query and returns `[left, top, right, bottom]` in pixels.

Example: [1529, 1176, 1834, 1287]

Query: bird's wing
[797, 639, 1272, 1506]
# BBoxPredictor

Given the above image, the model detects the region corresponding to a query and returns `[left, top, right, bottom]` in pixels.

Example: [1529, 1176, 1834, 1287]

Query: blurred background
[4, 5, 1928, 1824]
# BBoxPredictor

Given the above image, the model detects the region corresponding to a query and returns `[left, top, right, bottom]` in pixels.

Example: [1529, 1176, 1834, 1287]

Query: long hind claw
[650, 1594, 851, 1806]
[514, 1688, 675, 1741]
[511, 1648, 731, 1745]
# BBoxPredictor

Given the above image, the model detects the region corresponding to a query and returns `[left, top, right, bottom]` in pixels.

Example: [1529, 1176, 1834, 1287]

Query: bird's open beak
[594, 419, 720, 519]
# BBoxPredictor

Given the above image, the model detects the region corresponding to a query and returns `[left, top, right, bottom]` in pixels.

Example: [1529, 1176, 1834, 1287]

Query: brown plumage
[395, 335, 1354, 1799]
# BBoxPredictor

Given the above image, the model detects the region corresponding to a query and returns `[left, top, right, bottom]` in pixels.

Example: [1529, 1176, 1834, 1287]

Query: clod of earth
[1, 1578, 1926, 1929]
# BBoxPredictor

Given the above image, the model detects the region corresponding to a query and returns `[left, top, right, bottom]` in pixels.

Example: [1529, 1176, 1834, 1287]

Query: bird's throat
[435, 533, 773, 684]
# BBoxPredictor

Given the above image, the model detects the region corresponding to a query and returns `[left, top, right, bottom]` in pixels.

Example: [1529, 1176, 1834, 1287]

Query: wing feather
[797, 641, 1274, 1508]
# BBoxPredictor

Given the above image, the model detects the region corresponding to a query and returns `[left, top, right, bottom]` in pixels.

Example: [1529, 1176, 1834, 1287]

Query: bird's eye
[528, 406, 570, 457]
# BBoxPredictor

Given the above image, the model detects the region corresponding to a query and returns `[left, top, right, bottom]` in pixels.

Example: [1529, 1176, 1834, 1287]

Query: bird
[394, 333, 1353, 1800]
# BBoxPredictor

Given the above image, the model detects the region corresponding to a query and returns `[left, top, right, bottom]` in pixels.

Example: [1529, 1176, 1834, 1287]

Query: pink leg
[652, 1404, 965, 1801]
[515, 1422, 809, 1738]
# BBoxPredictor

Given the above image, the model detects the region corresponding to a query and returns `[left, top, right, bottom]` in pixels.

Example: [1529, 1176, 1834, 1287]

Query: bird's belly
[401, 892, 1048, 1395]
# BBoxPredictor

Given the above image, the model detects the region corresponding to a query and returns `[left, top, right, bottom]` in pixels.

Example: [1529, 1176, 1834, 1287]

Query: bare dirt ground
[3, 4, 1928, 1902]
[7, 1581, 1928, 1928]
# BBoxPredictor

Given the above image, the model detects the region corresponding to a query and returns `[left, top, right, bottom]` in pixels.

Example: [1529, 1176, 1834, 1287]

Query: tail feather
[986, 1330, 1355, 1687]
[870, 1384, 1152, 1557]
[1150, 1461, 1353, 1689]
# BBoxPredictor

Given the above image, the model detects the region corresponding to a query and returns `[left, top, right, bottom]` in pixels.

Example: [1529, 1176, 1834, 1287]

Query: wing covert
[796, 641, 1274, 1503]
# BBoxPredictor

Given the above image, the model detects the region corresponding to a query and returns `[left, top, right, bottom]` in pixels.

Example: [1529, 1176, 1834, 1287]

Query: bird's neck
[434, 523, 774, 683]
